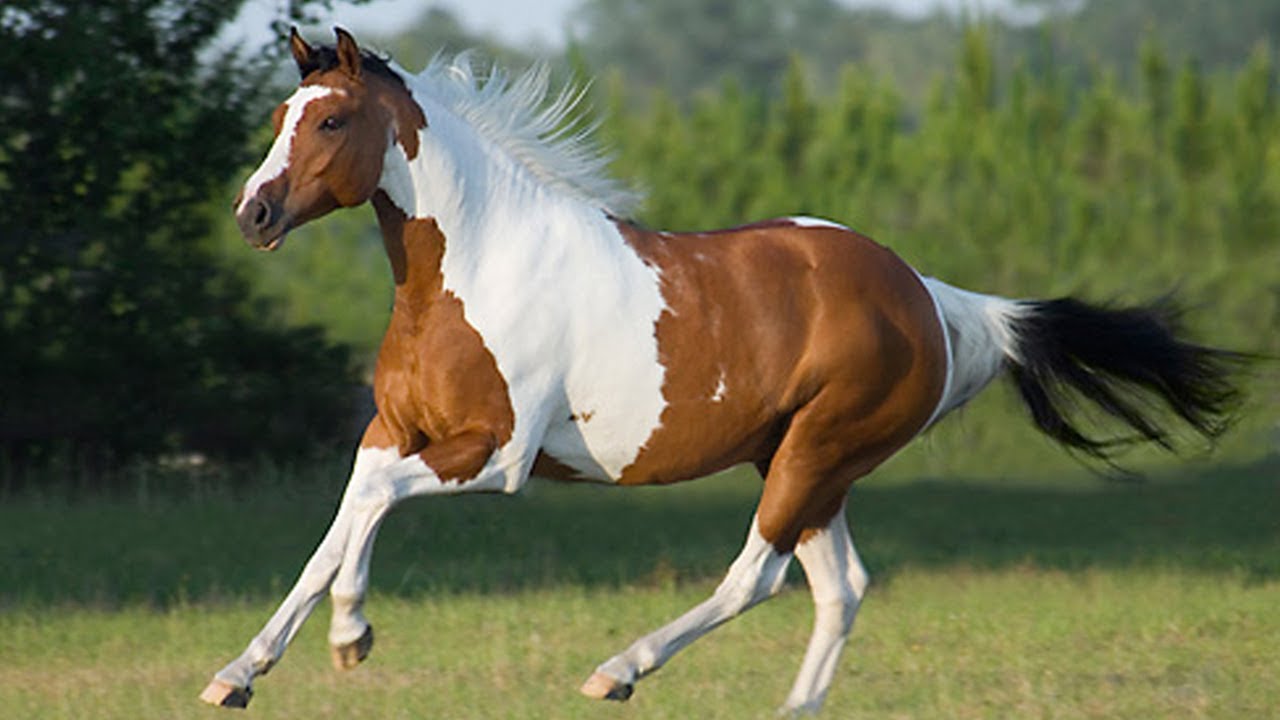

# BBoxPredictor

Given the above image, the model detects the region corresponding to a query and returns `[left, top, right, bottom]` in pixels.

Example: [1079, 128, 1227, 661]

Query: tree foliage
[0, 1, 363, 473]
[572, 0, 1280, 110]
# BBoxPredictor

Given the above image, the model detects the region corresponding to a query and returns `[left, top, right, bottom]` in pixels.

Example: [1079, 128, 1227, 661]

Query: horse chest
[402, 215, 671, 483]
[371, 293, 514, 457]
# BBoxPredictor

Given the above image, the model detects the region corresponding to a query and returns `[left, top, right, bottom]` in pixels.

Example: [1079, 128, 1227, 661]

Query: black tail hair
[1005, 297, 1248, 459]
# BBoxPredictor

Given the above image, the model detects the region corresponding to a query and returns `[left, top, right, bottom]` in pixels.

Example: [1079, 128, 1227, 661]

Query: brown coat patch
[531, 451, 594, 483]
[364, 192, 514, 482]
[615, 219, 947, 550]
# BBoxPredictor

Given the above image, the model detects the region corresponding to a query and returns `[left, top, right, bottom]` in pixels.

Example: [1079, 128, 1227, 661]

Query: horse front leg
[326, 431, 511, 669]
[197, 443, 396, 707]
[199, 426, 522, 709]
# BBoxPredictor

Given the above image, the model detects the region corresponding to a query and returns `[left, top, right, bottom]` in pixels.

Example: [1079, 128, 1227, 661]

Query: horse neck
[375, 101, 618, 295]
[370, 191, 444, 299]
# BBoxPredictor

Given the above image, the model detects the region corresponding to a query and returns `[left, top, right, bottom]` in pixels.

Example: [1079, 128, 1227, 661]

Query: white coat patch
[787, 216, 848, 230]
[920, 276, 1027, 424]
[376, 79, 668, 484]
[710, 370, 728, 403]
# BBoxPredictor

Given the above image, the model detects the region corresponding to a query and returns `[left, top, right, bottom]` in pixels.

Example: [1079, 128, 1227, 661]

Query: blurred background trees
[2, 0, 1277, 486]
[0, 1, 364, 477]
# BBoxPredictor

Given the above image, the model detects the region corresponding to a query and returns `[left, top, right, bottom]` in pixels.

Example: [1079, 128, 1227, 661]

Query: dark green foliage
[572, 0, 797, 101]
[0, 1, 362, 476]
[573, 0, 1280, 111]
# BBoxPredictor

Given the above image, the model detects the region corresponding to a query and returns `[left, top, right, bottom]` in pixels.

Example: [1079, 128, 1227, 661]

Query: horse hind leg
[737, 399, 872, 714]
[580, 407, 858, 705]
[782, 499, 868, 715]
[580, 513, 793, 701]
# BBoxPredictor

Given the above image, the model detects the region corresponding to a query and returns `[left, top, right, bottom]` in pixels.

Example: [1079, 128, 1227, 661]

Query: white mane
[395, 52, 640, 215]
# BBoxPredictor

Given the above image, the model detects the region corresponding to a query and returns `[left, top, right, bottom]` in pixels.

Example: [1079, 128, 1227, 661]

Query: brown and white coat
[204, 29, 1244, 715]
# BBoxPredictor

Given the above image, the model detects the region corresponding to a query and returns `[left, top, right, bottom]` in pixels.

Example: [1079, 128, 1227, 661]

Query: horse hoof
[579, 671, 634, 701]
[199, 678, 252, 709]
[330, 624, 375, 671]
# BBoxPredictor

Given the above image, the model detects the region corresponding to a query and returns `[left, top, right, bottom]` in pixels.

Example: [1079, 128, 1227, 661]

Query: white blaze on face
[237, 85, 341, 214]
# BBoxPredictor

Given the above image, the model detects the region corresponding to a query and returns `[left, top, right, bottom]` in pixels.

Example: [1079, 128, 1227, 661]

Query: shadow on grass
[850, 457, 1280, 583]
[0, 456, 1275, 608]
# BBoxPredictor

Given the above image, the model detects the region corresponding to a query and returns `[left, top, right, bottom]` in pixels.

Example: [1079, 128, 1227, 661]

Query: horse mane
[400, 52, 641, 215]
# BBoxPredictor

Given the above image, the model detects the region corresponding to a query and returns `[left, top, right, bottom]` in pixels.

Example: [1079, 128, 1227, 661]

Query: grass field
[1, 456, 1277, 718]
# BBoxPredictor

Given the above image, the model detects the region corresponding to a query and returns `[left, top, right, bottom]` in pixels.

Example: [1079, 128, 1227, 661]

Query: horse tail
[923, 279, 1247, 459]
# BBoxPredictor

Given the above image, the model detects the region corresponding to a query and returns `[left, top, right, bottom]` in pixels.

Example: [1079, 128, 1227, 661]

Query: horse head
[234, 28, 422, 250]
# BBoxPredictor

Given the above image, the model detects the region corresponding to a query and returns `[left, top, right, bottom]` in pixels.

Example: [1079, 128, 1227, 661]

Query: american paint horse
[202, 28, 1243, 714]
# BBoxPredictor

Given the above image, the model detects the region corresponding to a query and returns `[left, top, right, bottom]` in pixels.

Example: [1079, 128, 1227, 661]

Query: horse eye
[320, 116, 345, 132]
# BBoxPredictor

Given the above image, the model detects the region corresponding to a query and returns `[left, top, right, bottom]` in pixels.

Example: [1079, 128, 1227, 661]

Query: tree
[0, 1, 362, 476]
[572, 0, 807, 102]
[370, 6, 537, 72]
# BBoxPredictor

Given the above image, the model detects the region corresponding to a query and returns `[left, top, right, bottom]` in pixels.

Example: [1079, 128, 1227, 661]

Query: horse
[200, 28, 1244, 714]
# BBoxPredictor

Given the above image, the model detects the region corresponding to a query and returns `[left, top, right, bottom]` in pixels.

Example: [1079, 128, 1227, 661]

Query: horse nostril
[253, 200, 270, 229]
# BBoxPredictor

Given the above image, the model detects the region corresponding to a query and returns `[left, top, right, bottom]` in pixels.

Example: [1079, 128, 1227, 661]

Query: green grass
[1, 457, 1277, 718]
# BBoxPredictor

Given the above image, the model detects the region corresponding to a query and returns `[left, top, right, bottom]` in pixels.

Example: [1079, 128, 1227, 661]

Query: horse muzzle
[235, 195, 289, 251]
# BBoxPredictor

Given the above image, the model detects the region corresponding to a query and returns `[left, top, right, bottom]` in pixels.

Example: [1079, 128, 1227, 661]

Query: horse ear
[334, 27, 363, 80]
[289, 26, 319, 79]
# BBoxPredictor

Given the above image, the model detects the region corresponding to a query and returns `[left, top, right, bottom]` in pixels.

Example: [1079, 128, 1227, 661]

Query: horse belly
[537, 381, 668, 483]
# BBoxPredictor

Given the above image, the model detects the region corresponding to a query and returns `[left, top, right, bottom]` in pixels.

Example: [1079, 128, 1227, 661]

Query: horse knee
[810, 572, 864, 635]
[331, 590, 364, 615]
[715, 560, 788, 616]
[815, 594, 859, 635]
[342, 446, 406, 512]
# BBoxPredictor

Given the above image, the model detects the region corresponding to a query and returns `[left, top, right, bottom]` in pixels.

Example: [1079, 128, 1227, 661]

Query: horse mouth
[240, 224, 288, 252]
[255, 233, 288, 252]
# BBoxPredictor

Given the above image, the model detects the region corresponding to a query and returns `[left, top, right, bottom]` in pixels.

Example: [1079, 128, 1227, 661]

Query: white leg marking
[210, 444, 517, 695]
[592, 516, 792, 687]
[209, 445, 400, 691]
[327, 446, 513, 647]
[781, 504, 868, 715]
